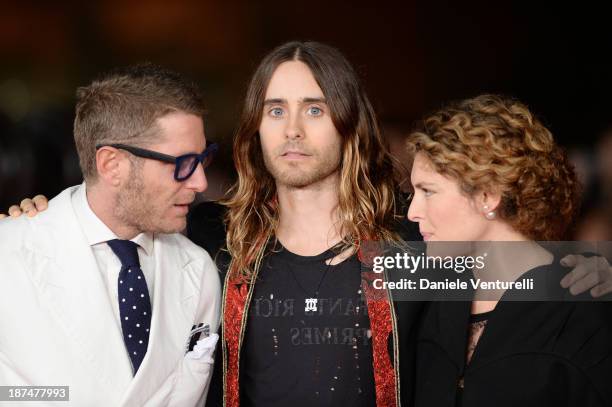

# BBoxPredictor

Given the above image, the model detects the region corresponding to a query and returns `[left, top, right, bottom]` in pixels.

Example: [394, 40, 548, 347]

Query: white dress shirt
[71, 183, 156, 335]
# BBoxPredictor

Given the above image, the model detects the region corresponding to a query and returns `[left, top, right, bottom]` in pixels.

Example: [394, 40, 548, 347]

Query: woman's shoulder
[554, 300, 612, 358]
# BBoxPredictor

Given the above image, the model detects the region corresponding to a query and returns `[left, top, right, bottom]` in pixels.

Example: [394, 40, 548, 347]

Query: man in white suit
[0, 64, 221, 406]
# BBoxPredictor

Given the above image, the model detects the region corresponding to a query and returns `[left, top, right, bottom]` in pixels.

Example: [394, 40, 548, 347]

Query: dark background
[1, 1, 610, 238]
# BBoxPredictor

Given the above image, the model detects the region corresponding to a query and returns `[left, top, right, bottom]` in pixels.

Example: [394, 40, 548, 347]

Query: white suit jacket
[0, 186, 221, 406]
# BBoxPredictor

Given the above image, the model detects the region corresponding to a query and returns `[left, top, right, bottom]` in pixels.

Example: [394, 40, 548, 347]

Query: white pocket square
[186, 333, 218, 362]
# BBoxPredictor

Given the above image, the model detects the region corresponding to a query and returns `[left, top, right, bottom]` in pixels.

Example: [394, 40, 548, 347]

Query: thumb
[560, 254, 579, 267]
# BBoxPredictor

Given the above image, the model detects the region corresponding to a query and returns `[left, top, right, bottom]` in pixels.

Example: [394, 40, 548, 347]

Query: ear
[475, 190, 502, 216]
[95, 147, 129, 187]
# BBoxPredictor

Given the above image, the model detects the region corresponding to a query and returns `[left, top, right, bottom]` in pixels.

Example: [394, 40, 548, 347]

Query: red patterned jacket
[221, 244, 401, 407]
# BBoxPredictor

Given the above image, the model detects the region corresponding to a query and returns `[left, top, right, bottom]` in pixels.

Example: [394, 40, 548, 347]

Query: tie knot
[107, 239, 141, 269]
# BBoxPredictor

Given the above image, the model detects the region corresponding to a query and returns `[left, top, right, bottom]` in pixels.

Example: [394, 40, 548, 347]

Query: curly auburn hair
[407, 94, 581, 240]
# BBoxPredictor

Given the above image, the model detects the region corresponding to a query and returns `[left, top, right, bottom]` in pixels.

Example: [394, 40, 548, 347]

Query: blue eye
[307, 106, 322, 116]
[423, 189, 434, 197]
[269, 107, 284, 117]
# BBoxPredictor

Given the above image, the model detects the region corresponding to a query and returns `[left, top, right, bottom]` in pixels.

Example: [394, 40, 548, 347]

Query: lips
[174, 195, 195, 210]
[278, 143, 312, 157]
[420, 231, 433, 241]
[174, 199, 193, 207]
[281, 150, 310, 157]
[173, 203, 190, 215]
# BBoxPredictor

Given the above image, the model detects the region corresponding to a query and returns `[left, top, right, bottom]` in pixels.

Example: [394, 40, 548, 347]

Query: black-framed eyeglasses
[95, 142, 219, 181]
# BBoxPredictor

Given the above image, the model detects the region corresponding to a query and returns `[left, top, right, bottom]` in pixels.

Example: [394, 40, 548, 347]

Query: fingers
[590, 280, 612, 298]
[32, 195, 48, 211]
[560, 255, 588, 288]
[2, 195, 49, 220]
[560, 254, 578, 268]
[568, 270, 600, 296]
[561, 255, 612, 297]
[8, 205, 23, 217]
[588, 256, 612, 298]
[19, 199, 38, 217]
[0, 213, 7, 220]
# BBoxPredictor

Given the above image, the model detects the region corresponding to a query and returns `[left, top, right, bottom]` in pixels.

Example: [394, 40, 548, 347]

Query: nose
[407, 192, 422, 223]
[285, 112, 303, 140]
[185, 162, 208, 193]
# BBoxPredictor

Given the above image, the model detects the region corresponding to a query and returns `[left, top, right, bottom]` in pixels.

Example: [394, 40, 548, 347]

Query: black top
[468, 311, 493, 324]
[186, 200, 227, 258]
[187, 200, 425, 406]
[414, 263, 612, 407]
[455, 310, 494, 407]
[240, 243, 376, 406]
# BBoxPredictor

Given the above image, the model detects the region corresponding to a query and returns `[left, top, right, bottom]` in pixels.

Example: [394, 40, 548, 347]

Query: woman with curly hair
[407, 95, 612, 406]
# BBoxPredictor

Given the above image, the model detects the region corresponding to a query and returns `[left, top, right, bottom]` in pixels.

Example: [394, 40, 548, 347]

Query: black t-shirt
[240, 243, 376, 407]
[187, 200, 424, 406]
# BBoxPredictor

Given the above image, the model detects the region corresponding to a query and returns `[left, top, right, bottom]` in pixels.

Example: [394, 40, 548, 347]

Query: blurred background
[0, 1, 610, 239]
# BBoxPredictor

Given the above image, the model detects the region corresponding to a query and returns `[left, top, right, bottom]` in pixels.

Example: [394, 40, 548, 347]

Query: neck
[470, 234, 553, 314]
[275, 172, 342, 256]
[86, 183, 140, 240]
[473, 240, 552, 281]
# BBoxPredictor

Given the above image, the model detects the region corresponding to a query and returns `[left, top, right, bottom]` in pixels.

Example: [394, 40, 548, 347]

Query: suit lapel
[120, 236, 201, 406]
[26, 187, 203, 406]
[435, 301, 472, 373]
[25, 188, 133, 400]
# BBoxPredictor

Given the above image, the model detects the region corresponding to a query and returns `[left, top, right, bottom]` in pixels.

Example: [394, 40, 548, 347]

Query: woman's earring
[483, 205, 496, 220]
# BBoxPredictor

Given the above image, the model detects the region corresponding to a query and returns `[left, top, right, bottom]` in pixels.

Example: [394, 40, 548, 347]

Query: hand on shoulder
[0, 195, 48, 219]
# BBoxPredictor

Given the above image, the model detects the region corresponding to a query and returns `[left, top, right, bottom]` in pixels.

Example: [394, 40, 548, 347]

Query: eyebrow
[301, 97, 327, 104]
[263, 97, 327, 105]
[413, 182, 436, 189]
[263, 98, 285, 105]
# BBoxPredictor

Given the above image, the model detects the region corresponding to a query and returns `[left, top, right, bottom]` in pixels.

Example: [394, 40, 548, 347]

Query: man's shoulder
[158, 233, 222, 315]
[0, 215, 32, 252]
[157, 232, 217, 272]
[0, 187, 78, 254]
[158, 231, 211, 256]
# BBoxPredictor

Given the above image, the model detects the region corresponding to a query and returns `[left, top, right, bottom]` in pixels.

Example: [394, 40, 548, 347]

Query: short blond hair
[74, 63, 205, 181]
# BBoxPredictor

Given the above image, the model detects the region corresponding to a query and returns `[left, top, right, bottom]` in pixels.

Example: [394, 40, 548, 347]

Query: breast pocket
[168, 334, 219, 406]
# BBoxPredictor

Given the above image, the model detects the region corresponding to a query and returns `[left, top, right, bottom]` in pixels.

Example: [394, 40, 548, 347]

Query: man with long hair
[218, 41, 408, 406]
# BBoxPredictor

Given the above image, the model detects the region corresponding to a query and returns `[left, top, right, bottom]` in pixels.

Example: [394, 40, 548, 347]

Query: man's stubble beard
[262, 146, 342, 189]
[114, 163, 179, 234]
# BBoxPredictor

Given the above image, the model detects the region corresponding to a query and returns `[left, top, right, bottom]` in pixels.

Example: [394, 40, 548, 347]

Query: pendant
[305, 298, 318, 312]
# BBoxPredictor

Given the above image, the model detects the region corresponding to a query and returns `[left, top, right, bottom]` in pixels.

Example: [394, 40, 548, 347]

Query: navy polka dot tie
[107, 239, 152, 374]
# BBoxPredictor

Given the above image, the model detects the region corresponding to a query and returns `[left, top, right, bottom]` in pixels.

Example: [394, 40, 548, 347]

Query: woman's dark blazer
[414, 263, 612, 407]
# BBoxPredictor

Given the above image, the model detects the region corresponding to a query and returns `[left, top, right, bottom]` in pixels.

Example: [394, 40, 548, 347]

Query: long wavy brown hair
[224, 41, 398, 281]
